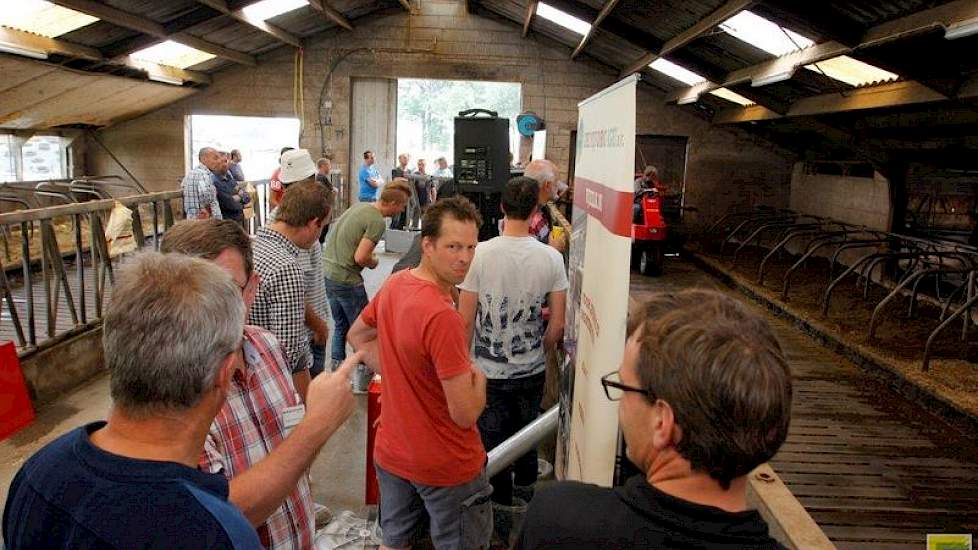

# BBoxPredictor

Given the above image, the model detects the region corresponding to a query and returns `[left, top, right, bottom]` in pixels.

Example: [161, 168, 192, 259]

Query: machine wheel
[639, 246, 663, 276]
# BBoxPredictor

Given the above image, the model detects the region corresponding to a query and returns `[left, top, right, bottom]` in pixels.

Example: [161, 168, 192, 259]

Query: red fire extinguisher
[365, 377, 382, 505]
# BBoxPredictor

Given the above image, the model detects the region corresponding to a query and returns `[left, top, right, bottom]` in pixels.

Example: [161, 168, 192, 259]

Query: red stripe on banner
[573, 176, 634, 238]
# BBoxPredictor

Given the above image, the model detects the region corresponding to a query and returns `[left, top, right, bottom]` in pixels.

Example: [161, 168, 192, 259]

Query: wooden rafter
[712, 77, 978, 124]
[194, 0, 303, 48]
[306, 0, 354, 31]
[619, 0, 752, 77]
[570, 0, 621, 59]
[0, 26, 211, 85]
[665, 0, 978, 105]
[48, 0, 256, 65]
[523, 0, 539, 38]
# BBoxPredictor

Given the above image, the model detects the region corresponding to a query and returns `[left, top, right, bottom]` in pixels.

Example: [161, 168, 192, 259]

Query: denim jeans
[309, 340, 327, 378]
[477, 371, 546, 506]
[323, 277, 369, 363]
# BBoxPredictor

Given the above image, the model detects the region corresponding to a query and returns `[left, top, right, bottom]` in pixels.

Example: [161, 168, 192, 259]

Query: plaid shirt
[200, 325, 314, 550]
[249, 227, 309, 373]
[181, 164, 223, 219]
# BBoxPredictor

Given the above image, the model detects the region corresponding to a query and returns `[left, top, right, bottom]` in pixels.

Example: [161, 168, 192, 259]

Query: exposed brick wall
[89, 0, 795, 224]
[790, 163, 892, 231]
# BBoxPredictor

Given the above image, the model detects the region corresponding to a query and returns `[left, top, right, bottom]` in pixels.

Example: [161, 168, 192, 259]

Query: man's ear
[213, 352, 237, 395]
[650, 400, 678, 450]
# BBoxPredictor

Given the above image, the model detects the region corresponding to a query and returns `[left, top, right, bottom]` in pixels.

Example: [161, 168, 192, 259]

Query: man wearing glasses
[515, 289, 792, 550]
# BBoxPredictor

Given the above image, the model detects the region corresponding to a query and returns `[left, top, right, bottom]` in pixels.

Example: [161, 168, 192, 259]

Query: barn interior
[2, 0, 978, 548]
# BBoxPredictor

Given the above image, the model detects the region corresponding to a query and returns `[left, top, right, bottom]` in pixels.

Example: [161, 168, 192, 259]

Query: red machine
[631, 188, 668, 276]
[631, 174, 693, 276]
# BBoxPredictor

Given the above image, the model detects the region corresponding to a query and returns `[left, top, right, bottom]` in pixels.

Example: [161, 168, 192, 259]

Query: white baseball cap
[280, 148, 316, 184]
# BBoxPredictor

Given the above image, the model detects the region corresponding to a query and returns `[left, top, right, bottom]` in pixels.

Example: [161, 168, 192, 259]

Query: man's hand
[549, 230, 567, 253]
[303, 351, 361, 435]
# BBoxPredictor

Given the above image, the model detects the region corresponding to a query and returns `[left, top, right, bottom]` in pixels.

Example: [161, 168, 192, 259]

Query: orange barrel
[365, 377, 382, 505]
[0, 341, 35, 441]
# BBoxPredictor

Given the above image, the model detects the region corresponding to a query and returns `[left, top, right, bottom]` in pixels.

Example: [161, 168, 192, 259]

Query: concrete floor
[0, 245, 401, 524]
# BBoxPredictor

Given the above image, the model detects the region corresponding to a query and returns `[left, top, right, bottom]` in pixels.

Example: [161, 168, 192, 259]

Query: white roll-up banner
[556, 74, 637, 486]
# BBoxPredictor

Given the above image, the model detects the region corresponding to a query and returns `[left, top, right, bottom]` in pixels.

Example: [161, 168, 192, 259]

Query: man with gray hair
[3, 252, 262, 549]
[182, 146, 225, 220]
[523, 159, 566, 252]
[161, 219, 358, 550]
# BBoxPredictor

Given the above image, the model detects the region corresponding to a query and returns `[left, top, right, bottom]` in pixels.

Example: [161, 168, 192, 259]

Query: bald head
[524, 159, 559, 205]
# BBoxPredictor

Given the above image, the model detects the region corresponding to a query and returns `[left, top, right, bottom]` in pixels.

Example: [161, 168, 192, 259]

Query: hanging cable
[294, 48, 305, 137]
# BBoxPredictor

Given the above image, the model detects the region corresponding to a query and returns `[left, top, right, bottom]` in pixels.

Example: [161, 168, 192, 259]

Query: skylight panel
[241, 0, 309, 21]
[536, 2, 591, 36]
[709, 88, 754, 106]
[0, 0, 98, 38]
[720, 10, 813, 56]
[805, 55, 899, 87]
[131, 40, 216, 69]
[649, 58, 706, 86]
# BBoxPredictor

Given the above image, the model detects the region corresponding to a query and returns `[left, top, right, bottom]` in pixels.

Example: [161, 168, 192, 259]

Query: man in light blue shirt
[358, 150, 382, 202]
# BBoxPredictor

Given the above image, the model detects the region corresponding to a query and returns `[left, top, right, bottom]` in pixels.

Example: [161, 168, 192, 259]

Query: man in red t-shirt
[349, 197, 490, 550]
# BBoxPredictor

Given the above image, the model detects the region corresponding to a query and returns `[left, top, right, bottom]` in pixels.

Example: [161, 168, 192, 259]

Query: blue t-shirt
[358, 163, 380, 201]
[2, 422, 262, 550]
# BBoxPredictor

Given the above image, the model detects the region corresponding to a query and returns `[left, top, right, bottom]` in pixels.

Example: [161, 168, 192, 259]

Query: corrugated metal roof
[608, 0, 727, 43]
[0, 1, 98, 38]
[101, 0, 202, 25]
[823, 0, 959, 27]
[57, 20, 139, 49]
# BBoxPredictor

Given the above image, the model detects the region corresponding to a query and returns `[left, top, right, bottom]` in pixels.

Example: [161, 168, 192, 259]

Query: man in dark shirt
[3, 252, 261, 549]
[516, 289, 792, 550]
[214, 151, 248, 224]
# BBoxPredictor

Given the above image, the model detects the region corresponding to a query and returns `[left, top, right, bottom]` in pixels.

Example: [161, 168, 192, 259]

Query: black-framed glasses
[601, 371, 653, 402]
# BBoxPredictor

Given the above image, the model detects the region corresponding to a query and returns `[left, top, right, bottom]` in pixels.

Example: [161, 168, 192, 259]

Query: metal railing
[0, 191, 182, 354]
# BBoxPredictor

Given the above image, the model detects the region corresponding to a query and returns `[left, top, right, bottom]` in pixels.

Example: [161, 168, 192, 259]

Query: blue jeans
[477, 371, 545, 506]
[309, 340, 326, 378]
[323, 277, 369, 363]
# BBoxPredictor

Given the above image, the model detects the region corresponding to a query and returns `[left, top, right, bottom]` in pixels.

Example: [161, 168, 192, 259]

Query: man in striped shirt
[161, 219, 360, 550]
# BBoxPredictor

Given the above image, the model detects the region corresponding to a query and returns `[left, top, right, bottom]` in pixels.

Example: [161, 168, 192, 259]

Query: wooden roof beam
[712, 77, 978, 124]
[0, 26, 211, 85]
[49, 0, 257, 65]
[194, 0, 303, 47]
[306, 0, 354, 31]
[619, 0, 752, 77]
[665, 0, 978, 105]
[523, 0, 539, 37]
[570, 0, 622, 59]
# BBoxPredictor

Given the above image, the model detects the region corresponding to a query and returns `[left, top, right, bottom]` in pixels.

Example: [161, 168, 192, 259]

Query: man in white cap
[250, 149, 332, 397]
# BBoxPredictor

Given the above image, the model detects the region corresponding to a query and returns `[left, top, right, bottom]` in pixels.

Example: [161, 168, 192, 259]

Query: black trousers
[477, 371, 546, 505]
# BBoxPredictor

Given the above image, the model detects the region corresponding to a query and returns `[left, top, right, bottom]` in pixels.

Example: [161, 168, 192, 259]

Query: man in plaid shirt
[161, 219, 360, 550]
[251, 176, 332, 398]
[182, 147, 224, 220]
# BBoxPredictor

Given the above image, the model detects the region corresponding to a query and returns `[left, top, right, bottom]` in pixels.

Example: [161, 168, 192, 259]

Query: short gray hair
[198, 147, 217, 162]
[103, 251, 244, 415]
[524, 159, 558, 185]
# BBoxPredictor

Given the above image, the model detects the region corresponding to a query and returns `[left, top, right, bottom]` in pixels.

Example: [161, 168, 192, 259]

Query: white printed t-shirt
[459, 235, 568, 379]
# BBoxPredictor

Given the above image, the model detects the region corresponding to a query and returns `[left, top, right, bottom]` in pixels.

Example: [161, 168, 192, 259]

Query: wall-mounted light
[945, 17, 978, 40]
[676, 95, 699, 105]
[148, 73, 184, 86]
[751, 70, 794, 87]
[0, 42, 48, 60]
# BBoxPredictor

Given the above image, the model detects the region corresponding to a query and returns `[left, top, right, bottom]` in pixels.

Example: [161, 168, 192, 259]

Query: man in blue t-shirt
[358, 150, 382, 202]
[2, 252, 261, 550]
